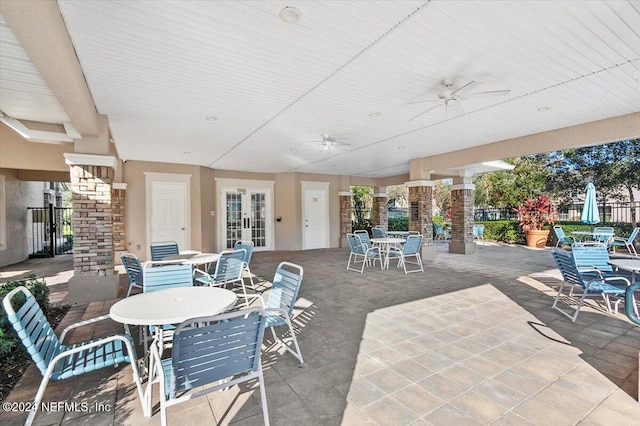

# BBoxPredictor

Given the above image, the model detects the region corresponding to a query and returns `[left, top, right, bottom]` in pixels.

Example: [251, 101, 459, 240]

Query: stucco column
[449, 179, 476, 255]
[339, 191, 352, 248]
[64, 153, 118, 303]
[371, 190, 388, 229]
[407, 180, 436, 260]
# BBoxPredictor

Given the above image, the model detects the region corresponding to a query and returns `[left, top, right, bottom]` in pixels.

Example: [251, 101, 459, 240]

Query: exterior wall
[0, 123, 71, 172]
[0, 170, 45, 267]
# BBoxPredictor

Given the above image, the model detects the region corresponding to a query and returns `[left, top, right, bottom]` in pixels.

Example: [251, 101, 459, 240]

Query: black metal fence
[473, 202, 640, 224]
[27, 204, 73, 257]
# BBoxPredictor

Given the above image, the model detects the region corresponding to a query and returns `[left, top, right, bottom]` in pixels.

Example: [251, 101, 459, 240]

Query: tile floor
[1, 243, 639, 425]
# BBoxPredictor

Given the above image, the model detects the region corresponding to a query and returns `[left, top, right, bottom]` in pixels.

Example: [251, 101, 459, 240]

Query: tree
[387, 184, 407, 207]
[433, 180, 451, 217]
[549, 139, 640, 222]
[473, 155, 550, 208]
[351, 186, 372, 224]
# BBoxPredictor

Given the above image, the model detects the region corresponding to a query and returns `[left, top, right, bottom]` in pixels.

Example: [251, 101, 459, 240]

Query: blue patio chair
[142, 263, 194, 353]
[354, 229, 373, 249]
[194, 249, 248, 305]
[611, 227, 639, 257]
[592, 227, 615, 248]
[121, 252, 144, 296]
[3, 286, 146, 426]
[150, 241, 179, 261]
[247, 262, 305, 364]
[434, 224, 451, 242]
[551, 248, 628, 322]
[472, 224, 484, 244]
[387, 234, 424, 274]
[234, 240, 256, 289]
[553, 225, 575, 247]
[148, 307, 269, 426]
[372, 227, 386, 238]
[346, 233, 382, 273]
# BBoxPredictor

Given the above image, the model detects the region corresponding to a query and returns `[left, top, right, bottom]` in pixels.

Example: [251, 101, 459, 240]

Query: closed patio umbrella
[581, 182, 600, 225]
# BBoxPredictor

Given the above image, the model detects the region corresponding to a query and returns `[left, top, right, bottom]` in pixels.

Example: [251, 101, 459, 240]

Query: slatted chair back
[592, 227, 614, 245]
[571, 244, 614, 274]
[234, 240, 254, 269]
[121, 252, 144, 296]
[143, 263, 194, 292]
[151, 308, 269, 425]
[372, 227, 385, 238]
[210, 249, 246, 286]
[612, 227, 639, 256]
[150, 241, 179, 261]
[347, 233, 365, 255]
[3, 287, 62, 377]
[553, 225, 574, 247]
[552, 249, 581, 287]
[403, 234, 423, 255]
[265, 262, 304, 320]
[354, 230, 372, 248]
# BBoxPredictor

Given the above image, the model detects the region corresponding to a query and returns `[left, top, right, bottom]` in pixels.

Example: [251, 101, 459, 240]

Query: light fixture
[369, 111, 381, 117]
[397, 146, 406, 150]
[205, 116, 217, 121]
[279, 6, 302, 23]
[537, 106, 551, 112]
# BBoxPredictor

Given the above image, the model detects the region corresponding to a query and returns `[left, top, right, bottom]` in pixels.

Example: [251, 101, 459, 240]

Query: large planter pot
[525, 229, 550, 248]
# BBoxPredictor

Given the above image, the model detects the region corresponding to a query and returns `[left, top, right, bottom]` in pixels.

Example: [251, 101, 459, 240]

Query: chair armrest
[56, 334, 136, 366]
[193, 267, 211, 280]
[59, 314, 112, 343]
[243, 293, 266, 307]
[265, 307, 290, 318]
[603, 276, 631, 287]
[365, 246, 381, 256]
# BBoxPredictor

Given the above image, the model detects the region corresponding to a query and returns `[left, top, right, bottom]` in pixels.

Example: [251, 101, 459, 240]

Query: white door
[303, 188, 328, 249]
[150, 182, 187, 249]
[223, 189, 271, 251]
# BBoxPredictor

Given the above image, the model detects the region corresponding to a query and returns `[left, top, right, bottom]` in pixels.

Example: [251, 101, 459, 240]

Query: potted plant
[514, 195, 557, 248]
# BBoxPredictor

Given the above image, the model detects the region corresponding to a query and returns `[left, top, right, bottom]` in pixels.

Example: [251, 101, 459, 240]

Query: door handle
[181, 227, 185, 231]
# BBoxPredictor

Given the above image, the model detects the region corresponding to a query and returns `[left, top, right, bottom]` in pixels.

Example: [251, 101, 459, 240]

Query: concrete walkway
[1, 243, 639, 425]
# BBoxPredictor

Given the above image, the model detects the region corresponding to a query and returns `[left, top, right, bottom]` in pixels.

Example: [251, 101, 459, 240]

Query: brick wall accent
[408, 185, 433, 244]
[112, 188, 126, 252]
[371, 195, 388, 228]
[69, 165, 115, 277]
[339, 195, 352, 237]
[450, 188, 474, 243]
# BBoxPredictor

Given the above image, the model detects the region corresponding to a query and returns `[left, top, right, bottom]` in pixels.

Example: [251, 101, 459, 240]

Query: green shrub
[388, 217, 408, 231]
[0, 274, 50, 356]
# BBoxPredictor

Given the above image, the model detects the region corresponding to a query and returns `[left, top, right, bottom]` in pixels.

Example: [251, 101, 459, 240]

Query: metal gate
[27, 204, 73, 257]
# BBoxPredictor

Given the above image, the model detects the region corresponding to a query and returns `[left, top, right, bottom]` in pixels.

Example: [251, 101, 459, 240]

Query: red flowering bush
[514, 195, 556, 232]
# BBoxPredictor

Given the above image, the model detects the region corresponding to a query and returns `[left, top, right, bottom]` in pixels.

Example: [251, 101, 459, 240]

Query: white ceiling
[1, 1, 639, 178]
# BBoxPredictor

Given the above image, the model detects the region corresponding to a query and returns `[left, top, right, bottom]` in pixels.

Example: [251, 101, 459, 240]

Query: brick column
[449, 183, 476, 255]
[64, 153, 118, 303]
[112, 183, 127, 253]
[339, 191, 352, 248]
[371, 193, 388, 229]
[407, 180, 436, 260]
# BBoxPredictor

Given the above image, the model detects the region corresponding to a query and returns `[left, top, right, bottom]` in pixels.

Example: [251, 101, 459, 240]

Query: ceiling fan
[407, 78, 511, 121]
[291, 134, 352, 153]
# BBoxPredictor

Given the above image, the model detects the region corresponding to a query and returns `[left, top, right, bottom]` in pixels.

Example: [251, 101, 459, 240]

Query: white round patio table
[110, 286, 236, 326]
[371, 237, 405, 269]
[608, 259, 640, 283]
[162, 252, 219, 271]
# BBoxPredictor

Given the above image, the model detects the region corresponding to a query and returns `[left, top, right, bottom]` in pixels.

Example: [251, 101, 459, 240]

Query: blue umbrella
[581, 182, 600, 225]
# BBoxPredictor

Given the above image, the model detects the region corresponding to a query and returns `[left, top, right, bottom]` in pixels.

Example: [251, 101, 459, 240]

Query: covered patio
[3, 244, 639, 425]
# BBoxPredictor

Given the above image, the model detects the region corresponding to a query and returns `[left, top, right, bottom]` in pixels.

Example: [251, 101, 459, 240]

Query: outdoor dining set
[550, 225, 640, 325]
[3, 240, 307, 426]
[347, 226, 424, 274]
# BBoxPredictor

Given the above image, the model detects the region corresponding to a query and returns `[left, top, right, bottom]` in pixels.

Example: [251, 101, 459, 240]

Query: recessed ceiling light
[397, 146, 406, 150]
[537, 106, 551, 112]
[205, 116, 217, 121]
[369, 112, 381, 117]
[279, 6, 302, 23]
[182, 151, 191, 154]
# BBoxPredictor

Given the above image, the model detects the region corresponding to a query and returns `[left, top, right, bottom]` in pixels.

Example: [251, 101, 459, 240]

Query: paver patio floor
[1, 243, 639, 425]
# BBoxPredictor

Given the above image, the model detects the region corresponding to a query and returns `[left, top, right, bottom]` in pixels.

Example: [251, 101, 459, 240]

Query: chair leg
[271, 318, 304, 364]
[258, 365, 270, 426]
[25, 371, 53, 426]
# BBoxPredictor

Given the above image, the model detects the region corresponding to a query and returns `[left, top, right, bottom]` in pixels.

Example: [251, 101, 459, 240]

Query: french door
[223, 189, 272, 251]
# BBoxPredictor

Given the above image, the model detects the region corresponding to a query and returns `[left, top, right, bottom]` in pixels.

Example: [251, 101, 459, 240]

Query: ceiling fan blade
[450, 80, 478, 96]
[406, 99, 441, 105]
[450, 99, 465, 116]
[464, 89, 511, 100]
[408, 103, 442, 121]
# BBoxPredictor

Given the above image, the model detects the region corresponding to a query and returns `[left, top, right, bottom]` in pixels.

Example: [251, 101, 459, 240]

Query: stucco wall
[0, 170, 45, 268]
